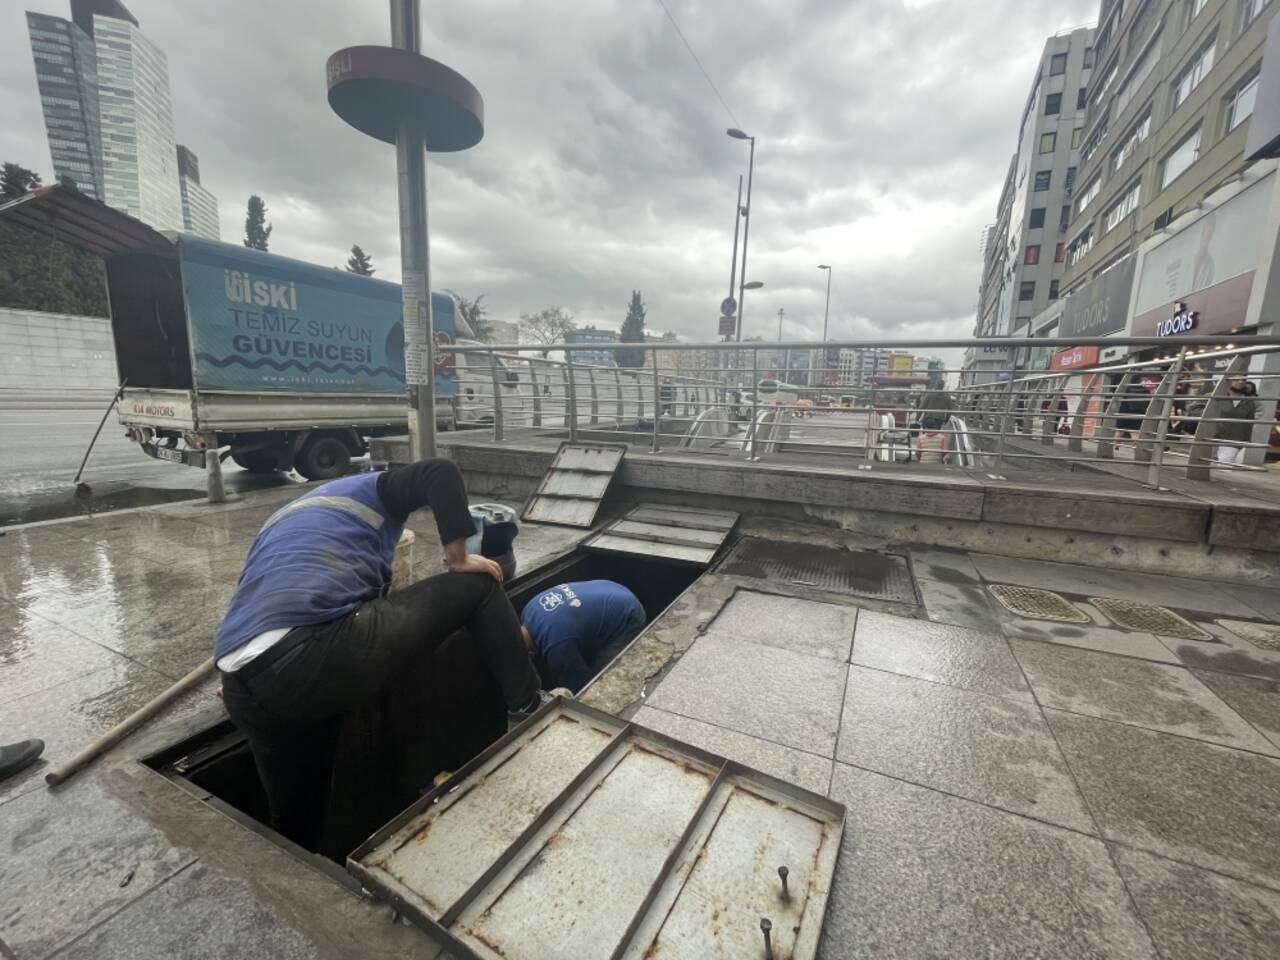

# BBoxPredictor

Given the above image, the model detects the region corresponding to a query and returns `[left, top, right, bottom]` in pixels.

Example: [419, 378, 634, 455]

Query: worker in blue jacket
[521, 581, 646, 692]
[216, 458, 542, 849]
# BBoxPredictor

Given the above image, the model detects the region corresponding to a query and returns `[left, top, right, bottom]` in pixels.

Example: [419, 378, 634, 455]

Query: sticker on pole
[718, 315, 736, 336]
[720, 296, 737, 317]
[402, 269, 432, 387]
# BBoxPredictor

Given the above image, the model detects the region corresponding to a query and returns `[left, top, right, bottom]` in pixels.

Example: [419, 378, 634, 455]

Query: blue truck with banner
[96, 232, 470, 480]
[0, 182, 478, 482]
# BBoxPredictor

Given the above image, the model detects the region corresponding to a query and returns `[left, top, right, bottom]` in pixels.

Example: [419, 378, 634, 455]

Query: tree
[243, 195, 272, 251]
[346, 244, 374, 276]
[0, 219, 108, 316]
[618, 289, 647, 368]
[446, 290, 491, 342]
[519, 306, 575, 357]
[1, 162, 42, 200]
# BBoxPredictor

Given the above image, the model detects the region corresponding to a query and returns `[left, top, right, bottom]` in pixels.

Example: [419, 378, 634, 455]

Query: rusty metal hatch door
[348, 698, 845, 960]
[522, 443, 627, 527]
[583, 503, 740, 567]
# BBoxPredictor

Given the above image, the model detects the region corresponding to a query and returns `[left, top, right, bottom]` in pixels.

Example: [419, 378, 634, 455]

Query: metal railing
[442, 336, 1280, 488]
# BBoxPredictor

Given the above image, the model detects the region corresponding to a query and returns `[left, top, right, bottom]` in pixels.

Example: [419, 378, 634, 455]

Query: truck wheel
[231, 448, 283, 473]
[295, 435, 352, 481]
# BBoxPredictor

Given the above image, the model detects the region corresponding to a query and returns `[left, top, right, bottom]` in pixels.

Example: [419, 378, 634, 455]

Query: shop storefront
[1126, 161, 1280, 462]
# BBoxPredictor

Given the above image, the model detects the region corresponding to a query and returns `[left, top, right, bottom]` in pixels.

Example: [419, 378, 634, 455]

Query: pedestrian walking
[1215, 376, 1257, 466]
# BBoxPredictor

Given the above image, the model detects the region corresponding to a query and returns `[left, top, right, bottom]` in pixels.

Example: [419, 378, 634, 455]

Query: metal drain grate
[715, 537, 917, 604]
[1218, 619, 1280, 651]
[1090, 597, 1211, 641]
[988, 585, 1090, 623]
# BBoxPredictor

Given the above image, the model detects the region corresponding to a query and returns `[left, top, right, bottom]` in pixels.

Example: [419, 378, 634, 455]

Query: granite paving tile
[850, 609, 1032, 702]
[1112, 845, 1280, 960]
[633, 705, 832, 794]
[0, 778, 196, 958]
[1162, 630, 1280, 682]
[913, 577, 1007, 633]
[970, 555, 1257, 617]
[1011, 640, 1277, 754]
[1188, 669, 1280, 751]
[703, 589, 857, 660]
[817, 764, 1157, 959]
[645, 635, 847, 755]
[0, 602, 126, 707]
[1002, 620, 1180, 664]
[836, 665, 1093, 831]
[49, 861, 444, 960]
[905, 546, 981, 584]
[0, 660, 212, 803]
[1047, 710, 1280, 890]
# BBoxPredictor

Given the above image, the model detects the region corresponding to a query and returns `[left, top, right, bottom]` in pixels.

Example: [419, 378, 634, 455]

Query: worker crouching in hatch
[520, 581, 647, 693]
[214, 458, 543, 852]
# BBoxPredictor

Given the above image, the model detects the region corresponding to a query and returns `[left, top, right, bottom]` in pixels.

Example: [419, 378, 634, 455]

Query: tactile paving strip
[1218, 619, 1280, 651]
[1090, 597, 1211, 641]
[988, 584, 1090, 623]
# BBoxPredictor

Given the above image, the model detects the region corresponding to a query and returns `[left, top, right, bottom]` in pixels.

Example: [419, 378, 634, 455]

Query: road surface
[0, 401, 297, 525]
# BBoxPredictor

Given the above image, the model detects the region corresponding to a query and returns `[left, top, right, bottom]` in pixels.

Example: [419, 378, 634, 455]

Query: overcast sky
[2, 0, 1097, 346]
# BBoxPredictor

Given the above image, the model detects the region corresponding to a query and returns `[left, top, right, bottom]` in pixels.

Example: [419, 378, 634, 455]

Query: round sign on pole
[720, 296, 737, 317]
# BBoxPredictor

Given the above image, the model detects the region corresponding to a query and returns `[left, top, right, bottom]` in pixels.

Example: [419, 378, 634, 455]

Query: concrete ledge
[369, 434, 1277, 569]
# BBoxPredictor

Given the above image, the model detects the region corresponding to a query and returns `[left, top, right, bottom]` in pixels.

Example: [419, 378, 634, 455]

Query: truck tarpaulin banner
[179, 236, 457, 396]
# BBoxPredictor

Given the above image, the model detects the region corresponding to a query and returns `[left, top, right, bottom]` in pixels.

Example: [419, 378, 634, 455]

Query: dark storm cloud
[2, 0, 1098, 345]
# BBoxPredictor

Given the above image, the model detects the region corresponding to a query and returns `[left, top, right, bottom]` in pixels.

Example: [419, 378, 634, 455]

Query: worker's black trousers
[221, 571, 540, 852]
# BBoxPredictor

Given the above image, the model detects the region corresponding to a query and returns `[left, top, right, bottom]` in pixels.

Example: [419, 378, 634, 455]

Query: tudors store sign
[1156, 303, 1199, 337]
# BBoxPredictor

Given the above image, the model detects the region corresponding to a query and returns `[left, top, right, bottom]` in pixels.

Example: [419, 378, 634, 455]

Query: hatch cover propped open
[583, 503, 739, 567]
[521, 442, 626, 527]
[348, 697, 845, 960]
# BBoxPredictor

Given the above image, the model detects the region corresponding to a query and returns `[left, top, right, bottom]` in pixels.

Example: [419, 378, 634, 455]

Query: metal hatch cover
[583, 503, 740, 567]
[521, 443, 627, 528]
[348, 698, 845, 960]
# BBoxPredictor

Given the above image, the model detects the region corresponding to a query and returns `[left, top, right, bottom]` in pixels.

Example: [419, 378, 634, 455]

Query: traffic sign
[719, 296, 737, 317]
[718, 315, 736, 336]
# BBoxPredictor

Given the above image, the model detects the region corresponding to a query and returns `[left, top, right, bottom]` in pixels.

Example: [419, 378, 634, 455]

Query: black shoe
[0, 739, 45, 782]
[506, 689, 572, 731]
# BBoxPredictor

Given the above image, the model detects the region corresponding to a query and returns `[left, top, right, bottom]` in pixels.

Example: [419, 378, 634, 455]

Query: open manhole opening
[144, 548, 704, 866]
[988, 584, 1090, 623]
[1218, 618, 1280, 651]
[716, 537, 917, 605]
[1091, 597, 1211, 641]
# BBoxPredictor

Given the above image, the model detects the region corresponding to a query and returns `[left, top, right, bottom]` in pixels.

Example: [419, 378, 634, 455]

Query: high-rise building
[964, 26, 1095, 382]
[1061, 0, 1280, 295]
[94, 14, 182, 229]
[27, 1, 208, 233]
[176, 145, 219, 239]
[26, 10, 105, 199]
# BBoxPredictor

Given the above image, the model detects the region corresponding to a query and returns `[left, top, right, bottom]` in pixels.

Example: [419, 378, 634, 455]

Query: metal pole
[727, 175, 743, 317]
[822, 268, 831, 341]
[652, 349, 661, 453]
[565, 353, 579, 441]
[737, 137, 755, 344]
[391, 0, 436, 460]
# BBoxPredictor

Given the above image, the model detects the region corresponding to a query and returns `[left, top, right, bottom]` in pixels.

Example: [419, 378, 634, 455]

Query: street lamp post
[818, 264, 832, 388]
[726, 174, 743, 339]
[728, 129, 756, 345]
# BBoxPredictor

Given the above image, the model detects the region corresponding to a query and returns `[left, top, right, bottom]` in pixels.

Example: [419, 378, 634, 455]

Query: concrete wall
[371, 436, 1280, 585]
[0, 307, 117, 401]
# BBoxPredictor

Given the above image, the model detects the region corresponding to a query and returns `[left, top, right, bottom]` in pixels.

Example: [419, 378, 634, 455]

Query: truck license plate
[153, 446, 185, 463]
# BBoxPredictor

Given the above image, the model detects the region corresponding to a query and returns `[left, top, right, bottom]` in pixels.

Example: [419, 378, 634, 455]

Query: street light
[818, 264, 832, 389]
[817, 264, 832, 340]
[727, 128, 756, 344]
[744, 280, 763, 289]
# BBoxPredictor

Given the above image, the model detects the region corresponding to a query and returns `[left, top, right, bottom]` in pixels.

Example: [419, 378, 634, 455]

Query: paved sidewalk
[2, 486, 1280, 958]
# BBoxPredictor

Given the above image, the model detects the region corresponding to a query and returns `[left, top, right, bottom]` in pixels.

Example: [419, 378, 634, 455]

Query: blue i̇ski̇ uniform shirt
[521, 581, 645, 690]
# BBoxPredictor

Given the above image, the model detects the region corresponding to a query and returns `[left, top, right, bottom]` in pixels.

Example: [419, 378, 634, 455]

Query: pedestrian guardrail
[443, 336, 1279, 488]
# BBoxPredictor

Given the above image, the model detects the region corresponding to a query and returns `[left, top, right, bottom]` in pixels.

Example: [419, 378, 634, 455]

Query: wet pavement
[2, 485, 1280, 958]
[0, 402, 298, 526]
